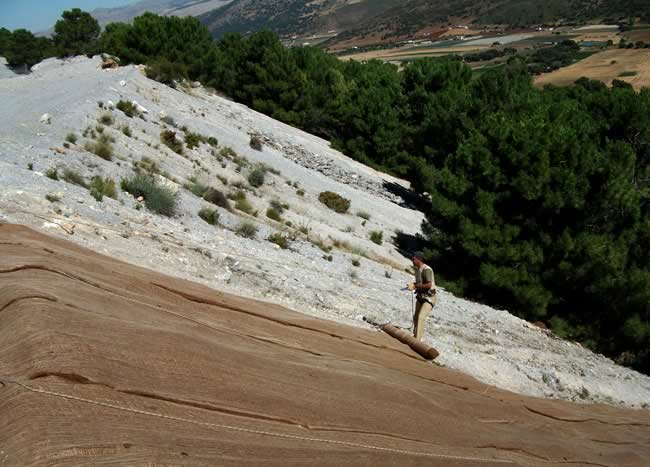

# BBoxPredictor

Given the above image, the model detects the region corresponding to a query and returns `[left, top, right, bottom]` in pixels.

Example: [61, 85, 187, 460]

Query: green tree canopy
[53, 8, 100, 57]
[0, 28, 54, 68]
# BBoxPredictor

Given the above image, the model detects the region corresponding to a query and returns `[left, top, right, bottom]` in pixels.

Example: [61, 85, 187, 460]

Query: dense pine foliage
[0, 8, 99, 68]
[1, 12, 648, 372]
[0, 28, 55, 68]
[54, 8, 100, 57]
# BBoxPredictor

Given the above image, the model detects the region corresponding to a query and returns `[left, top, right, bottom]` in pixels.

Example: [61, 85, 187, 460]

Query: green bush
[84, 134, 114, 161]
[268, 232, 290, 249]
[121, 125, 132, 137]
[266, 207, 283, 222]
[134, 157, 160, 175]
[82, 126, 97, 139]
[185, 131, 206, 150]
[229, 190, 255, 215]
[319, 191, 350, 214]
[228, 189, 246, 201]
[198, 207, 219, 225]
[45, 193, 61, 202]
[99, 112, 114, 126]
[220, 147, 237, 159]
[160, 130, 184, 154]
[270, 199, 287, 213]
[235, 197, 255, 215]
[249, 135, 263, 151]
[236, 221, 258, 238]
[185, 177, 208, 198]
[235, 156, 250, 169]
[121, 174, 177, 216]
[369, 230, 384, 245]
[352, 258, 361, 267]
[145, 57, 188, 86]
[357, 211, 371, 221]
[89, 176, 117, 201]
[62, 168, 87, 188]
[203, 187, 231, 211]
[248, 167, 266, 187]
[207, 136, 218, 147]
[160, 115, 176, 127]
[116, 100, 138, 118]
[65, 133, 78, 144]
[46, 167, 59, 180]
[297, 189, 305, 196]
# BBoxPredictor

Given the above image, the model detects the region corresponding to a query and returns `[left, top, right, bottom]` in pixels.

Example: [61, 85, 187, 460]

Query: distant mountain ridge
[90, 0, 232, 26]
[40, 0, 650, 41]
[198, 0, 650, 41]
[199, 0, 402, 38]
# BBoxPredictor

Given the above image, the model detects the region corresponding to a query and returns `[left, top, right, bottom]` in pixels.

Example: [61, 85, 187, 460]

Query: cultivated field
[625, 28, 650, 43]
[339, 30, 582, 63]
[535, 48, 650, 90]
[339, 44, 487, 62]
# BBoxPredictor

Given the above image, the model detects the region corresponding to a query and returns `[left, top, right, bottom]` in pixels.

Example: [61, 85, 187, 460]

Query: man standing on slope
[407, 251, 436, 341]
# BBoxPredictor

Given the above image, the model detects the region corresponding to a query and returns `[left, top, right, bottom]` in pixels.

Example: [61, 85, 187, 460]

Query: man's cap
[412, 251, 425, 260]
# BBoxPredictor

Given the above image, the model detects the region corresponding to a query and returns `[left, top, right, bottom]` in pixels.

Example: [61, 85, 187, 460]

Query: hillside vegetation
[1, 11, 648, 373]
[199, 0, 401, 38]
[199, 0, 317, 37]
[479, 0, 650, 26]
[199, 0, 650, 41]
[333, 0, 650, 44]
[358, 0, 650, 28]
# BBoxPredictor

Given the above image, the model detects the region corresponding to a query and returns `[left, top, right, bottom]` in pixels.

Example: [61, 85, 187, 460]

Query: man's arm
[415, 281, 432, 290]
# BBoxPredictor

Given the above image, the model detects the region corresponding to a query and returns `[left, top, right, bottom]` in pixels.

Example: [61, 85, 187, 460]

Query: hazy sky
[1, 1, 136, 32]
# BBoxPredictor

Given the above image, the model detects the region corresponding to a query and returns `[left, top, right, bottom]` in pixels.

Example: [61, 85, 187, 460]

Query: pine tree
[53, 8, 100, 57]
